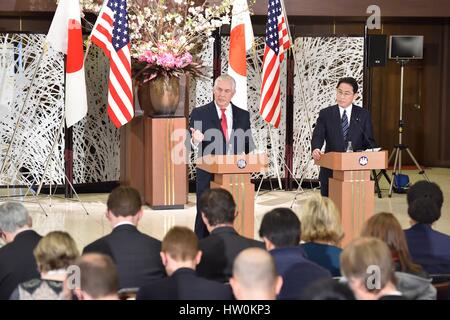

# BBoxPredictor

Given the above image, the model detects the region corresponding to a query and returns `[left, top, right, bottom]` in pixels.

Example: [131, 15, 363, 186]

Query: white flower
[175, 16, 183, 24]
[82, 0, 238, 65]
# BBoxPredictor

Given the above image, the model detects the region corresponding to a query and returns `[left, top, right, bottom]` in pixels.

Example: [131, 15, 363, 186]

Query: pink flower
[157, 52, 177, 69]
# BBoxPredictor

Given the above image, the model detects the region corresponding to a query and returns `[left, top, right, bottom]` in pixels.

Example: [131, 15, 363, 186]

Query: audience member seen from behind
[230, 248, 282, 300]
[83, 186, 165, 289]
[10, 231, 79, 300]
[361, 212, 436, 300]
[299, 193, 344, 276]
[72, 253, 119, 300]
[259, 207, 331, 299]
[137, 226, 233, 300]
[361, 212, 426, 277]
[301, 278, 355, 300]
[404, 181, 450, 275]
[340, 237, 406, 300]
[196, 189, 264, 283]
[0, 202, 42, 300]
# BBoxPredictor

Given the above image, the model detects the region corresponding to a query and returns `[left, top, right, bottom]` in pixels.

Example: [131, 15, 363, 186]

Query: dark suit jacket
[270, 246, 332, 300]
[136, 268, 234, 300]
[0, 230, 41, 300]
[83, 224, 165, 289]
[189, 101, 255, 156]
[196, 226, 265, 282]
[404, 223, 450, 274]
[311, 104, 376, 152]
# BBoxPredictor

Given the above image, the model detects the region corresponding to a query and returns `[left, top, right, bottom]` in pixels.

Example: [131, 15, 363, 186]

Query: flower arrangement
[82, 0, 233, 83]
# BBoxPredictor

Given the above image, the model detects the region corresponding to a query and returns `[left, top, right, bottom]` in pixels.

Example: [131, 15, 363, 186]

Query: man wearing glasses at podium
[311, 77, 376, 197]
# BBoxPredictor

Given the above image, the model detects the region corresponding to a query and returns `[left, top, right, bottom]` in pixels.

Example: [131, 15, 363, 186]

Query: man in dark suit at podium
[311, 77, 376, 196]
[189, 74, 255, 239]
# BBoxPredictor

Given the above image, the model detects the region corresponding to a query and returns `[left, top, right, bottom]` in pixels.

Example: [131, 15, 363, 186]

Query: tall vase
[138, 75, 181, 117]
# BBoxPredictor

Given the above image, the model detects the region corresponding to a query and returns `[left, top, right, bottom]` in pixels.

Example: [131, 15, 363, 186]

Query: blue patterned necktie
[342, 110, 349, 143]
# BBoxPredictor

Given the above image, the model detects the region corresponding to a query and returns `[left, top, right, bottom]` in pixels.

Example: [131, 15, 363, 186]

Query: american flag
[258, 0, 291, 128]
[90, 0, 133, 128]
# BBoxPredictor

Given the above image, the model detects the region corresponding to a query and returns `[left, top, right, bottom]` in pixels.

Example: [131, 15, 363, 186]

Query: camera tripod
[373, 169, 391, 198]
[388, 60, 429, 197]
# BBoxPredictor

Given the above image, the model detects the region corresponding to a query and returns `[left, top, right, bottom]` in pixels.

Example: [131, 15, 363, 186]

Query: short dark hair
[107, 186, 142, 217]
[199, 189, 236, 226]
[408, 198, 441, 224]
[259, 208, 301, 247]
[301, 278, 355, 300]
[77, 253, 119, 299]
[407, 181, 443, 210]
[337, 77, 358, 94]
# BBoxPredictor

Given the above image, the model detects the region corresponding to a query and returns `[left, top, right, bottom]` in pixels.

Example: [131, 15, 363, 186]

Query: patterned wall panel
[292, 37, 364, 180]
[187, 42, 214, 180]
[73, 45, 120, 183]
[0, 33, 65, 186]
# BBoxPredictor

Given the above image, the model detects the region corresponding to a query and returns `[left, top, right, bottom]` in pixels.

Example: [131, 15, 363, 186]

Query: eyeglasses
[336, 89, 354, 97]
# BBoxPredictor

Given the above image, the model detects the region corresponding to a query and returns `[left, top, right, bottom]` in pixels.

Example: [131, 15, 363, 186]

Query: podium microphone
[353, 117, 377, 151]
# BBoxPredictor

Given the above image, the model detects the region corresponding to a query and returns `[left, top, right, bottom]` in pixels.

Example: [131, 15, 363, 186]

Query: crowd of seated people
[0, 180, 448, 300]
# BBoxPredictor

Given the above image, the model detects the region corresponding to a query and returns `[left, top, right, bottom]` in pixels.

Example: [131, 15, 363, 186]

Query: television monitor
[389, 35, 424, 60]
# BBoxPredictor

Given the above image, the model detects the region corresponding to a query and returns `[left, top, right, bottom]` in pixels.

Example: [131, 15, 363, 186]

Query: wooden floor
[0, 168, 449, 252]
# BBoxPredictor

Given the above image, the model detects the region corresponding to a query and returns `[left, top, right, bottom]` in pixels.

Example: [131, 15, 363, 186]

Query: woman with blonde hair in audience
[10, 231, 79, 300]
[300, 193, 344, 276]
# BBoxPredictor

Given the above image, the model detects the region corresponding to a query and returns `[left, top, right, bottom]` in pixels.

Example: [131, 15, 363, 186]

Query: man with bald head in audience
[73, 253, 119, 300]
[230, 248, 283, 300]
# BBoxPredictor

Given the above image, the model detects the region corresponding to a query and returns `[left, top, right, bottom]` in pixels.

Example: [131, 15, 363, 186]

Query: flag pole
[34, 116, 65, 196]
[251, 43, 284, 192]
[279, 0, 313, 139]
[279, 0, 315, 188]
[83, 38, 92, 65]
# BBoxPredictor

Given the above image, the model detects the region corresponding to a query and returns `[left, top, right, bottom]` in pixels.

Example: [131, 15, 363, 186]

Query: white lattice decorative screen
[292, 37, 364, 180]
[73, 45, 120, 183]
[0, 33, 65, 186]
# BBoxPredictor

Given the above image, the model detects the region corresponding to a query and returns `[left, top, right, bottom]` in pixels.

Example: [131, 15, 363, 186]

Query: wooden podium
[315, 151, 388, 247]
[120, 116, 187, 209]
[196, 154, 268, 239]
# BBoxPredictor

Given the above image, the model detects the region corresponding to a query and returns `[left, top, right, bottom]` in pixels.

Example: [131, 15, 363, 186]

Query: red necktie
[220, 108, 228, 142]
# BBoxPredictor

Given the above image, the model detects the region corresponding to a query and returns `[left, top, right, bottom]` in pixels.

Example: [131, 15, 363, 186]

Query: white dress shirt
[339, 104, 353, 123]
[113, 221, 135, 229]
